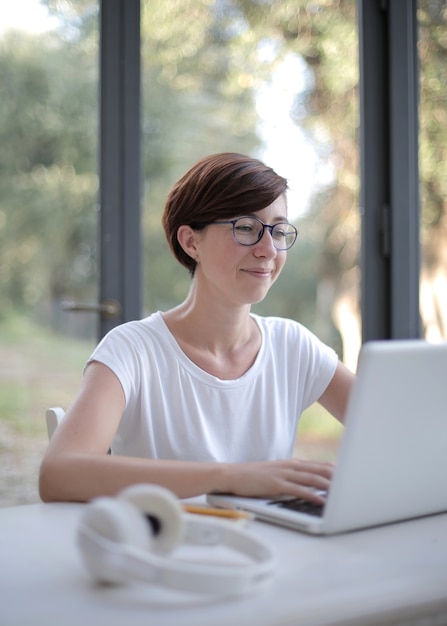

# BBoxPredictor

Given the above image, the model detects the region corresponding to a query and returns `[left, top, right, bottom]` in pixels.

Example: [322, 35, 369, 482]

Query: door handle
[61, 298, 121, 319]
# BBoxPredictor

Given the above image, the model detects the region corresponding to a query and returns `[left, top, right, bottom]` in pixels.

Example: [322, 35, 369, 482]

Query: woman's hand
[219, 458, 334, 504]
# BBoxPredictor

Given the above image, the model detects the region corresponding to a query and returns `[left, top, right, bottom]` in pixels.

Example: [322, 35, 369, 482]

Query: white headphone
[77, 484, 276, 596]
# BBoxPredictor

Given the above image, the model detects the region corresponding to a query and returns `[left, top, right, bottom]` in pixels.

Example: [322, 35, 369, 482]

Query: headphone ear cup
[77, 498, 153, 584]
[118, 484, 184, 554]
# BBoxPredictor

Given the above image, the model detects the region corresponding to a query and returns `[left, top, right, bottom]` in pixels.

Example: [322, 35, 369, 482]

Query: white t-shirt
[87, 311, 338, 462]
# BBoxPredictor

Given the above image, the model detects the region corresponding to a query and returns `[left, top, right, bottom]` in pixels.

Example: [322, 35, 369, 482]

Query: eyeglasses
[213, 216, 298, 250]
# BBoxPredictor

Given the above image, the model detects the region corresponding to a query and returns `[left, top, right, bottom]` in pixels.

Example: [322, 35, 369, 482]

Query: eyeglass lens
[233, 217, 297, 249]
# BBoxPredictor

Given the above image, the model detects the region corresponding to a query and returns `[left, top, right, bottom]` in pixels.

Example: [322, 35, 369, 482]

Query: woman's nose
[253, 228, 277, 257]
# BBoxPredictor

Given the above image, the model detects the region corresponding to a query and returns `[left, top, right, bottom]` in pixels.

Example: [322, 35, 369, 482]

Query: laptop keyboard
[267, 497, 325, 517]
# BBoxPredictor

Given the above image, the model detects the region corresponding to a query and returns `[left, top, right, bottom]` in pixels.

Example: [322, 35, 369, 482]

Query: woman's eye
[236, 225, 254, 233]
[274, 229, 286, 238]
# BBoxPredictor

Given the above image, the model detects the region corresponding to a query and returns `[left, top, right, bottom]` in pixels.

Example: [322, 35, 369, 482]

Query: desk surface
[0, 501, 446, 626]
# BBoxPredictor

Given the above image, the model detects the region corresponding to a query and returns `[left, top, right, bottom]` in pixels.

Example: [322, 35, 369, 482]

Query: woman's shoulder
[88, 311, 175, 374]
[96, 311, 167, 348]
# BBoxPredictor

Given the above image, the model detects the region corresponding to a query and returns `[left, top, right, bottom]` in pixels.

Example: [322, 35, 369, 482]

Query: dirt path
[0, 327, 87, 507]
[0, 420, 48, 507]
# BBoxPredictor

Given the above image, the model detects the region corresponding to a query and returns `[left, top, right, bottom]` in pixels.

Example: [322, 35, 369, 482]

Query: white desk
[0, 502, 446, 626]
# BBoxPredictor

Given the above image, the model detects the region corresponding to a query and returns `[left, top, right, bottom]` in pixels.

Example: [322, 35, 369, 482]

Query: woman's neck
[162, 290, 261, 379]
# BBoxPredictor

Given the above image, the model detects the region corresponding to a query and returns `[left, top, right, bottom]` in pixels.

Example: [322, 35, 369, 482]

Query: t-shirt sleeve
[85, 325, 141, 407]
[261, 315, 338, 413]
[297, 324, 338, 410]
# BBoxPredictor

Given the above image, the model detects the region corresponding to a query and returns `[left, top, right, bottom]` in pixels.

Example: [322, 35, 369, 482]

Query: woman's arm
[39, 361, 334, 504]
[318, 360, 356, 423]
[39, 361, 228, 502]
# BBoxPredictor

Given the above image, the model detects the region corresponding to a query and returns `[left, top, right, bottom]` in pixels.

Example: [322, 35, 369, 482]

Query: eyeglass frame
[211, 215, 298, 250]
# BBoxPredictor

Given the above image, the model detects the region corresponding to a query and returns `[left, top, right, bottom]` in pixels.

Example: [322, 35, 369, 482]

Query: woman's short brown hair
[162, 152, 288, 273]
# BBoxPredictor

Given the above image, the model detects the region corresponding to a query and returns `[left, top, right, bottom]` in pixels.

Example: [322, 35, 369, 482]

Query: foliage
[0, 0, 445, 348]
[0, 20, 98, 323]
[418, 1, 447, 264]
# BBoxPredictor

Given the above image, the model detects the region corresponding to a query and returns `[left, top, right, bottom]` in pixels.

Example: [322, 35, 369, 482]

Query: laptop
[207, 340, 447, 534]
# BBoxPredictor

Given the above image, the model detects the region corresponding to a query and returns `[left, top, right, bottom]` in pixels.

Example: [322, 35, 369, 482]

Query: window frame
[358, 0, 420, 341]
[99, 0, 142, 339]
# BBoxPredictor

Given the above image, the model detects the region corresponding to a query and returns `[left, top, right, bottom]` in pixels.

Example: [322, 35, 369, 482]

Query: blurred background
[1, 0, 445, 506]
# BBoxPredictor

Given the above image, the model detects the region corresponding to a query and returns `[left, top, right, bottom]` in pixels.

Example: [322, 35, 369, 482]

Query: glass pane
[0, 0, 99, 505]
[418, 1, 447, 342]
[142, 0, 359, 458]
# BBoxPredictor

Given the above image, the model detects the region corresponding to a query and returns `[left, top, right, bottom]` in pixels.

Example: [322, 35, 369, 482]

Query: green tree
[0, 22, 98, 325]
[1, 0, 445, 353]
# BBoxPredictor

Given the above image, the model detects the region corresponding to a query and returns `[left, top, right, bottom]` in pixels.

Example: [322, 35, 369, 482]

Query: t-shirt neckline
[154, 311, 265, 386]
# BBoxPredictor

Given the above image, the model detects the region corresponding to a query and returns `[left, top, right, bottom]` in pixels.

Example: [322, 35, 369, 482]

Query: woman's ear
[176, 225, 200, 262]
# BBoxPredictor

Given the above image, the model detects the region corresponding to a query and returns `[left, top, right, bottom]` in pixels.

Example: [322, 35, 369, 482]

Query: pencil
[182, 504, 253, 520]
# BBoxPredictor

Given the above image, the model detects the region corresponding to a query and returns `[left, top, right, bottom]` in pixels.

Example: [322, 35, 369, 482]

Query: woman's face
[193, 195, 289, 307]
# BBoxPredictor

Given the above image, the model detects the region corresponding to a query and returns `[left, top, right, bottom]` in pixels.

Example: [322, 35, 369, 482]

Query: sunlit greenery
[2, 1, 445, 348]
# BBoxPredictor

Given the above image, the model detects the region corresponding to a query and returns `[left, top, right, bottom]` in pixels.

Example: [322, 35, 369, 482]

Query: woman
[39, 153, 355, 504]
